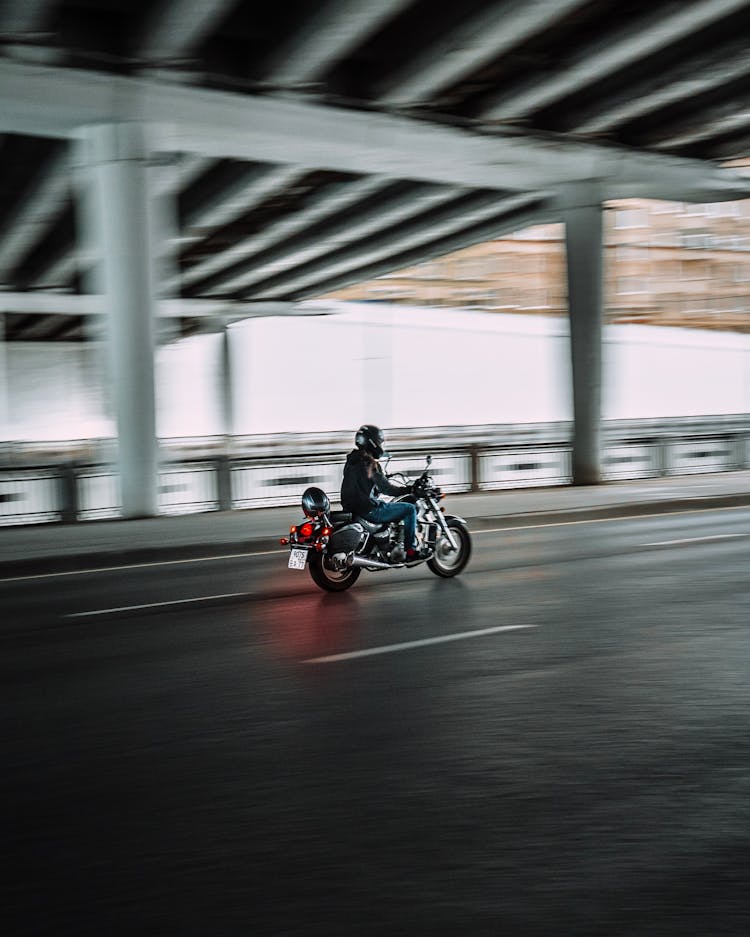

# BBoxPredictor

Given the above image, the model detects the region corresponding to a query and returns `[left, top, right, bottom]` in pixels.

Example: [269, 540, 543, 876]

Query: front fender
[443, 514, 468, 526]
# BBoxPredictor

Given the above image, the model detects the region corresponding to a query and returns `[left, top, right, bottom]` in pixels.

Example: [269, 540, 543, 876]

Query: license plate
[288, 548, 308, 570]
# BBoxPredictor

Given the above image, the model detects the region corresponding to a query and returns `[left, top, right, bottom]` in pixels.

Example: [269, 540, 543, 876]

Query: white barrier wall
[229, 304, 575, 433]
[603, 323, 750, 419]
[232, 315, 367, 435]
[5, 343, 112, 441]
[3, 334, 224, 442]
[387, 309, 571, 427]
[231, 303, 750, 432]
[156, 333, 224, 437]
[2, 303, 750, 441]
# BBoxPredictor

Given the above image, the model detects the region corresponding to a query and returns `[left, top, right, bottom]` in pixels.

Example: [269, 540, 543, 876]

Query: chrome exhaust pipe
[348, 554, 403, 570]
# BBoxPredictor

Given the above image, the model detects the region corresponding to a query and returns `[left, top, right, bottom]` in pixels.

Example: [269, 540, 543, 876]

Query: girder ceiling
[2, 0, 750, 340]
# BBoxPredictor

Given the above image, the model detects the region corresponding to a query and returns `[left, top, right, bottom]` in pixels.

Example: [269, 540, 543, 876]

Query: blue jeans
[363, 501, 417, 549]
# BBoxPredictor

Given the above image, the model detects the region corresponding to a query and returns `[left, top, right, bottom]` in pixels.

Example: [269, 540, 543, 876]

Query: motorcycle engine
[390, 543, 406, 562]
[370, 526, 405, 563]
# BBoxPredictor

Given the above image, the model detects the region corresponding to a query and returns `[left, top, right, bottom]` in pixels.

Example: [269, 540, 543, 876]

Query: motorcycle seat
[330, 510, 353, 525]
[355, 516, 386, 533]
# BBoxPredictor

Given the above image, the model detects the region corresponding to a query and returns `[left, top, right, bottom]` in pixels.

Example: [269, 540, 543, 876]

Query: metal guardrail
[0, 419, 748, 525]
[0, 468, 60, 526]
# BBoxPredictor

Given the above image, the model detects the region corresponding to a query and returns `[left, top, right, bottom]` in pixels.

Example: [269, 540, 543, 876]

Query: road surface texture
[4, 506, 750, 935]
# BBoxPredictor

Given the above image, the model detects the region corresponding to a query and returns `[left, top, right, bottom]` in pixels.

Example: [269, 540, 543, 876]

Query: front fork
[427, 498, 459, 551]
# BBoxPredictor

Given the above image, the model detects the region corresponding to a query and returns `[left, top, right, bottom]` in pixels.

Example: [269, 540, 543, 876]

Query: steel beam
[709, 131, 750, 159]
[247, 192, 545, 299]
[32, 255, 77, 290]
[653, 101, 750, 151]
[45, 317, 85, 341]
[156, 153, 217, 195]
[293, 201, 555, 300]
[0, 149, 70, 283]
[377, 0, 588, 107]
[264, 0, 412, 86]
[0, 292, 296, 319]
[177, 164, 303, 246]
[208, 182, 467, 296]
[176, 175, 392, 290]
[0, 60, 748, 203]
[0, 0, 55, 36]
[480, 0, 750, 121]
[135, 0, 240, 62]
[14, 311, 69, 340]
[570, 36, 750, 134]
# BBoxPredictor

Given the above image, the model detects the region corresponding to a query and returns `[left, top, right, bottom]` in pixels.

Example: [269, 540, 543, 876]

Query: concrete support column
[217, 324, 235, 510]
[220, 324, 234, 441]
[79, 123, 159, 518]
[0, 314, 8, 445]
[563, 194, 604, 485]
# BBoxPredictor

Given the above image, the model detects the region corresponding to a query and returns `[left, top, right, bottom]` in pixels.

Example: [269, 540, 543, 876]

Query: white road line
[304, 623, 535, 664]
[0, 549, 284, 583]
[643, 533, 745, 548]
[474, 502, 750, 535]
[65, 592, 251, 618]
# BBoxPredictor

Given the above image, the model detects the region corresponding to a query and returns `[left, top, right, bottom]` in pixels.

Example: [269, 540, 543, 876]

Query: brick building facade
[326, 197, 750, 333]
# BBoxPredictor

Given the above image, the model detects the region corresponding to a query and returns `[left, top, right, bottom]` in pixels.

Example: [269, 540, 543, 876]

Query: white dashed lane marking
[642, 533, 744, 548]
[304, 624, 536, 664]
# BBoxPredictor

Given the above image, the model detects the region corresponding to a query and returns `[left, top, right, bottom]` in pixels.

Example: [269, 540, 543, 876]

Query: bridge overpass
[2, 0, 750, 514]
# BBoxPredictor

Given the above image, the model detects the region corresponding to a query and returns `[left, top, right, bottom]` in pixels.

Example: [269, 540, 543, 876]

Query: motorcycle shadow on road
[424, 574, 473, 620]
[266, 590, 362, 662]
[263, 573, 474, 664]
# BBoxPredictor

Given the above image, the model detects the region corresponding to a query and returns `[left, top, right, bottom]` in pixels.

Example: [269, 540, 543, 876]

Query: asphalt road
[4, 507, 750, 936]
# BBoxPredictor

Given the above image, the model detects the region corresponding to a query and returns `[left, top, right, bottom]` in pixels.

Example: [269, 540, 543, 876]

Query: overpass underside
[2, 0, 750, 515]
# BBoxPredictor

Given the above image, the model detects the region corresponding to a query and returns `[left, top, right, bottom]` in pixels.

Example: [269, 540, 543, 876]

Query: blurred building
[326, 198, 750, 334]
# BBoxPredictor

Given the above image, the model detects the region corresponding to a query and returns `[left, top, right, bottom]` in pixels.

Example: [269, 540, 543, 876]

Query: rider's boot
[405, 544, 432, 563]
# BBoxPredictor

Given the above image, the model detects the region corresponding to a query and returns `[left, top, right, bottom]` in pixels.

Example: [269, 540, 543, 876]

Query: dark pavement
[3, 493, 750, 935]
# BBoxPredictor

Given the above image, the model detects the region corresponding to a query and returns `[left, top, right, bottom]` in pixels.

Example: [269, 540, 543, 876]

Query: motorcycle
[280, 455, 472, 592]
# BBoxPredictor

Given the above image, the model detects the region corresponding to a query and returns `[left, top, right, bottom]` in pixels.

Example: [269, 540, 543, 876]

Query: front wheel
[308, 553, 361, 592]
[427, 519, 472, 578]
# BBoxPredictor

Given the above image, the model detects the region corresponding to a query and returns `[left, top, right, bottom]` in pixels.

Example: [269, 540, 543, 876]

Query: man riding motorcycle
[341, 424, 432, 563]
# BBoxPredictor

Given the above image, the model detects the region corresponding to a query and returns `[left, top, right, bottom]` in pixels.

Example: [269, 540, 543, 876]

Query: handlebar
[386, 455, 441, 498]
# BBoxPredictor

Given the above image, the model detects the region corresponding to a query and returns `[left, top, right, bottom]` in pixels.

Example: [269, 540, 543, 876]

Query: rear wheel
[308, 553, 361, 592]
[427, 519, 471, 578]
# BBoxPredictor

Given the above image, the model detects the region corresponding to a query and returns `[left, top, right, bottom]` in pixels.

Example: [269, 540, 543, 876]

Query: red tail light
[299, 522, 314, 539]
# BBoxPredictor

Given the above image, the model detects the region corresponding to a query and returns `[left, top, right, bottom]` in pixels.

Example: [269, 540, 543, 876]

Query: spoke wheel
[309, 553, 361, 592]
[427, 519, 471, 578]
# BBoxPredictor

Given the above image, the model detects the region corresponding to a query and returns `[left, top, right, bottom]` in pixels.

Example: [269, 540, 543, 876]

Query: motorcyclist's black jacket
[340, 449, 410, 516]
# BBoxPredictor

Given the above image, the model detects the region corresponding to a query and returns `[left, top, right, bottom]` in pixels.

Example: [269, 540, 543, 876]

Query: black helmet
[301, 486, 330, 518]
[355, 424, 386, 459]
